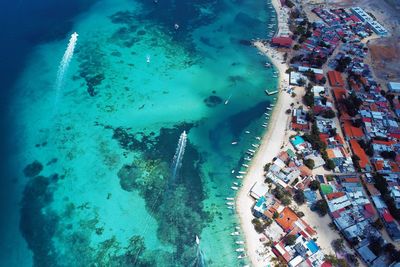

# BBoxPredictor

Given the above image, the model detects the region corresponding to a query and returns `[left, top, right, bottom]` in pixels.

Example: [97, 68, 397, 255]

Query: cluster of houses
[318, 175, 390, 265]
[265, 146, 316, 190]
[250, 183, 327, 267]
[261, 1, 400, 266]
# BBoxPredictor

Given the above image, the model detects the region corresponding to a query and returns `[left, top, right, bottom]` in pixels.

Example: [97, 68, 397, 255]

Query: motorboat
[231, 169, 235, 174]
[233, 182, 239, 186]
[251, 144, 259, 148]
[238, 254, 247, 259]
[238, 171, 246, 174]
[242, 164, 249, 168]
[146, 55, 151, 63]
[174, 23, 179, 30]
[226, 202, 234, 206]
[255, 136, 261, 140]
[226, 197, 234, 200]
[231, 186, 239, 190]
[231, 232, 240, 236]
[236, 175, 243, 179]
[236, 241, 244, 244]
[236, 248, 245, 252]
[245, 130, 250, 134]
[232, 141, 238, 145]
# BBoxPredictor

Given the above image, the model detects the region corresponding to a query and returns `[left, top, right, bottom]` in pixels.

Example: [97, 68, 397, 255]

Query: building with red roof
[342, 121, 364, 139]
[349, 139, 370, 169]
[271, 37, 293, 48]
[327, 70, 345, 87]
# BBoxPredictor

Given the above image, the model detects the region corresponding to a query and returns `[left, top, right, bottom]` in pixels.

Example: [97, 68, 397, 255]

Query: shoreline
[236, 0, 292, 264]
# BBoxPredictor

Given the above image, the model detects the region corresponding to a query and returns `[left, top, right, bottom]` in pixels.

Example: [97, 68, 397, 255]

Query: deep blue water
[0, 1, 97, 264]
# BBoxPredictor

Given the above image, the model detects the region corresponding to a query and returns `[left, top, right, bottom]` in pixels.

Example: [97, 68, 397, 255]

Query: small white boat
[226, 202, 234, 206]
[238, 171, 246, 174]
[242, 164, 249, 168]
[231, 169, 235, 174]
[233, 182, 239, 186]
[248, 149, 255, 153]
[196, 235, 200, 245]
[231, 232, 240, 236]
[231, 186, 239, 190]
[226, 197, 234, 200]
[232, 141, 238, 145]
[174, 23, 179, 30]
[238, 254, 247, 259]
[271, 104, 275, 107]
[245, 130, 250, 134]
[266, 107, 272, 110]
[246, 151, 253, 155]
[236, 175, 243, 179]
[235, 226, 241, 230]
[236, 248, 245, 252]
[251, 144, 259, 148]
[236, 241, 244, 244]
[227, 206, 234, 209]
[273, 75, 278, 78]
[255, 136, 261, 140]
[146, 55, 151, 63]
[262, 125, 267, 128]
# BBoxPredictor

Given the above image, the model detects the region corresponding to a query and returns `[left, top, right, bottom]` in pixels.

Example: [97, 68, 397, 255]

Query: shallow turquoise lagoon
[11, 0, 278, 265]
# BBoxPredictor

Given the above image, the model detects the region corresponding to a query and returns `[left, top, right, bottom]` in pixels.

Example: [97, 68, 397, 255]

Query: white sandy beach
[235, 0, 294, 265]
[236, 42, 292, 267]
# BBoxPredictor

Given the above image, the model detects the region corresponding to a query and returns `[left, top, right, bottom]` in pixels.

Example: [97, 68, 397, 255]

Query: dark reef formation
[75, 42, 106, 96]
[203, 95, 223, 107]
[23, 160, 43, 177]
[112, 123, 212, 265]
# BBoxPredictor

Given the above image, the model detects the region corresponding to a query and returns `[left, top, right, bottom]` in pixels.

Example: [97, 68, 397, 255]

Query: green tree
[294, 189, 305, 205]
[304, 158, 315, 169]
[314, 199, 328, 216]
[284, 234, 297, 246]
[332, 238, 345, 252]
[309, 180, 320, 191]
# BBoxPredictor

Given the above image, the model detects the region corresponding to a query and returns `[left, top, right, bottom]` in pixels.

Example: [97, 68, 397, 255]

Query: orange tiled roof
[326, 192, 346, 200]
[349, 140, 370, 168]
[328, 71, 345, 87]
[343, 121, 364, 139]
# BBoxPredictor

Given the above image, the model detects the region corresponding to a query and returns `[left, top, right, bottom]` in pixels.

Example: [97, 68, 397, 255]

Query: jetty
[265, 89, 278, 95]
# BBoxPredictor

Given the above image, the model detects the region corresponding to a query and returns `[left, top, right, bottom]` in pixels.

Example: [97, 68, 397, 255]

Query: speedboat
[242, 164, 249, 168]
[231, 186, 239, 190]
[231, 169, 235, 174]
[231, 232, 240, 236]
[255, 136, 261, 140]
[236, 248, 245, 252]
[174, 23, 179, 30]
[196, 235, 200, 245]
[236, 175, 243, 179]
[245, 130, 250, 134]
[226, 202, 234, 206]
[233, 182, 239, 186]
[232, 141, 238, 145]
[238, 254, 247, 259]
[248, 149, 255, 153]
[236, 241, 244, 244]
[227, 206, 234, 209]
[238, 171, 246, 174]
[146, 55, 151, 63]
[226, 197, 234, 200]
[266, 107, 272, 110]
[251, 144, 259, 148]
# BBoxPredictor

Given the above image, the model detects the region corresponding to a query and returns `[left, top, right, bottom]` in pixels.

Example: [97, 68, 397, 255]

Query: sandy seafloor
[2, 0, 278, 266]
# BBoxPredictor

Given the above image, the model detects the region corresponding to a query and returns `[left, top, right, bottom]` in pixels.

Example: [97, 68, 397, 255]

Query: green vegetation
[284, 234, 297, 246]
[374, 173, 400, 220]
[313, 199, 328, 216]
[304, 158, 315, 169]
[293, 189, 305, 205]
[252, 218, 272, 234]
[309, 180, 320, 191]
[324, 254, 348, 267]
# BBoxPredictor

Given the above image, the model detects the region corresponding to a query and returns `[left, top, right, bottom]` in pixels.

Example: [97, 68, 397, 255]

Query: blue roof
[306, 240, 319, 254]
[255, 196, 266, 207]
[291, 136, 305, 146]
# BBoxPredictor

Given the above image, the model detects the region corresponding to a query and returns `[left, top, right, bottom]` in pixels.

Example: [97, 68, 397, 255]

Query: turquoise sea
[1, 0, 277, 266]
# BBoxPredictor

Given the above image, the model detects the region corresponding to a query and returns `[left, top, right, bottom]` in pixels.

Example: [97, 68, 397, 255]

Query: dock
[265, 89, 278, 95]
